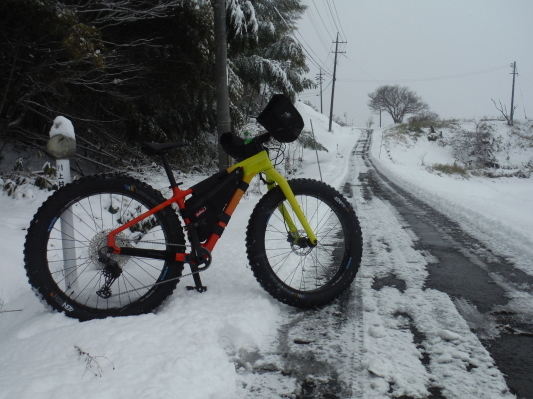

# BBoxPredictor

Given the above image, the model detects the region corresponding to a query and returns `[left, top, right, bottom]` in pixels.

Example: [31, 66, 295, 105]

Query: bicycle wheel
[246, 179, 362, 307]
[24, 174, 185, 320]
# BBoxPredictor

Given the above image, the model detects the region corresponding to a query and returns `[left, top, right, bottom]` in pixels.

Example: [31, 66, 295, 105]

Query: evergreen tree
[0, 0, 312, 170]
[231, 0, 314, 121]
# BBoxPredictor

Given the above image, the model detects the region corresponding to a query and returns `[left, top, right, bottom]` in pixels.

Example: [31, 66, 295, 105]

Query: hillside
[372, 118, 533, 274]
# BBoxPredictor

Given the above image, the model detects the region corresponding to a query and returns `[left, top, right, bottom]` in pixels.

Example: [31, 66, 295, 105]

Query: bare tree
[491, 99, 516, 126]
[368, 85, 429, 123]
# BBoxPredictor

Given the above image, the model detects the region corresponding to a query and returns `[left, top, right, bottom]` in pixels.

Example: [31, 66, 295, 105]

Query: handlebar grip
[255, 132, 272, 144]
[220, 132, 246, 161]
[220, 132, 272, 161]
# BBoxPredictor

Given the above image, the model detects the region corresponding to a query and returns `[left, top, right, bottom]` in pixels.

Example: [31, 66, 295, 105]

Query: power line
[324, 0, 341, 39]
[310, 0, 334, 39]
[341, 54, 380, 84]
[323, 78, 333, 92]
[337, 64, 509, 84]
[330, 0, 348, 41]
[304, 0, 333, 53]
[299, 78, 334, 97]
[324, 0, 347, 42]
[273, 6, 332, 75]
[517, 72, 533, 88]
[321, 43, 335, 74]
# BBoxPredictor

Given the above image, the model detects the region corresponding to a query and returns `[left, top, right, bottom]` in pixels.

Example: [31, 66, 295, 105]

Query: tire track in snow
[233, 286, 364, 398]
[348, 131, 515, 398]
[363, 129, 533, 398]
[231, 145, 365, 398]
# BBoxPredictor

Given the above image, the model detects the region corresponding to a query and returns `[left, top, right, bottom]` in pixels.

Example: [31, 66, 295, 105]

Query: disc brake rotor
[290, 229, 314, 256]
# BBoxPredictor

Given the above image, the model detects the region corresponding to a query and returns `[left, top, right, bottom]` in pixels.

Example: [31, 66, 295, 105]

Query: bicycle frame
[106, 149, 317, 263]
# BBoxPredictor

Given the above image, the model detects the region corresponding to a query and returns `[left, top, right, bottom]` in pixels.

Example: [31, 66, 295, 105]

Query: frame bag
[182, 168, 242, 242]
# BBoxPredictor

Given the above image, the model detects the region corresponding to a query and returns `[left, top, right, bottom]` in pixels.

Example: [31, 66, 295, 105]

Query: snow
[49, 116, 76, 139]
[370, 122, 533, 275]
[1, 102, 531, 398]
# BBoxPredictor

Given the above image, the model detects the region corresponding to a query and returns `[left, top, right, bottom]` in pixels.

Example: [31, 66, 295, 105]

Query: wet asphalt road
[358, 130, 533, 398]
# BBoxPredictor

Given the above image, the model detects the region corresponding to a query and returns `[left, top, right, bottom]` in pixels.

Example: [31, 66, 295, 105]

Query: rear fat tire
[246, 179, 362, 307]
[24, 174, 185, 320]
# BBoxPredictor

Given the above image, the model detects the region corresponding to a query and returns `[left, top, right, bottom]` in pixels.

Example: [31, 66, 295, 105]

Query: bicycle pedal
[186, 286, 207, 293]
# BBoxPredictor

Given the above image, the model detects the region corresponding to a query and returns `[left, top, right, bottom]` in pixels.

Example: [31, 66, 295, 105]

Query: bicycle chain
[105, 240, 202, 298]
[131, 239, 188, 249]
[107, 267, 200, 298]
[103, 222, 214, 296]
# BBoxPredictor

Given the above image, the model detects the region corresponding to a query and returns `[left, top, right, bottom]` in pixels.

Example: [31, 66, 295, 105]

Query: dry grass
[429, 163, 469, 177]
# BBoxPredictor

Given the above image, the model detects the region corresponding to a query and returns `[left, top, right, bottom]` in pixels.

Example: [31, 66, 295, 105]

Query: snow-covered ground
[0, 104, 357, 399]
[0, 103, 531, 398]
[371, 120, 533, 275]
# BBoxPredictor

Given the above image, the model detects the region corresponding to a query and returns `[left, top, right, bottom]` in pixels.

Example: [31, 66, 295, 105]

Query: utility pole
[316, 68, 324, 114]
[214, 0, 230, 170]
[329, 32, 346, 132]
[510, 61, 517, 126]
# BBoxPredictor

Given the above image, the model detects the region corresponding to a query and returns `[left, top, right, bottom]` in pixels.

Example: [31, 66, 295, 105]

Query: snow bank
[0, 106, 357, 399]
[370, 122, 533, 275]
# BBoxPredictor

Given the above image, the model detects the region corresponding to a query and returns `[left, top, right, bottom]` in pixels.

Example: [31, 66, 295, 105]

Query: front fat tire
[24, 174, 185, 321]
[246, 179, 362, 308]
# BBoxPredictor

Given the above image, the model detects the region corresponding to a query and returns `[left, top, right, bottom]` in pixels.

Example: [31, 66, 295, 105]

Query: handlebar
[219, 132, 271, 162]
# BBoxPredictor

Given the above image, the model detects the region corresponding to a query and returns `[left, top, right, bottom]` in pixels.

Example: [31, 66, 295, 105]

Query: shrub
[407, 111, 439, 124]
[451, 122, 497, 167]
[429, 163, 469, 177]
[297, 130, 328, 152]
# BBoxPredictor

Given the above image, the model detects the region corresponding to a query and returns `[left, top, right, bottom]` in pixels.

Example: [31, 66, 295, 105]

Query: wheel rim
[45, 191, 172, 311]
[264, 193, 349, 293]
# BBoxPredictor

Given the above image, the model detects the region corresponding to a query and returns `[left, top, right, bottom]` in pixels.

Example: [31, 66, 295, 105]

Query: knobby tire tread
[24, 174, 184, 321]
[246, 178, 363, 308]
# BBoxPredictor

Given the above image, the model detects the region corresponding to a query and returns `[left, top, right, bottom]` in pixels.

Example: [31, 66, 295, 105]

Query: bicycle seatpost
[159, 154, 179, 188]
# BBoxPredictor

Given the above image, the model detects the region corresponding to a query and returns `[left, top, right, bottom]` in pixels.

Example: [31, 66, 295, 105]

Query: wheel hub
[288, 230, 314, 256]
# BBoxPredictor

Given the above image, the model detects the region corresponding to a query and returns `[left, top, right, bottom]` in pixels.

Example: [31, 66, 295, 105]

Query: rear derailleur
[96, 247, 123, 299]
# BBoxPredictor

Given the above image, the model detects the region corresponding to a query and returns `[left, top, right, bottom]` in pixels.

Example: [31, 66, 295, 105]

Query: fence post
[310, 120, 323, 181]
[46, 117, 78, 292]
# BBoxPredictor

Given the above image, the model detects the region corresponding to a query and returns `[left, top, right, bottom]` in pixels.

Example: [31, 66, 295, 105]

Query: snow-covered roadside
[3, 101, 530, 398]
[0, 104, 359, 399]
[351, 135, 513, 397]
[370, 126, 533, 276]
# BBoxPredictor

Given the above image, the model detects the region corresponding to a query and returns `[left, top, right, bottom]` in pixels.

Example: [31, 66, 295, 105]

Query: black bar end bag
[256, 94, 304, 143]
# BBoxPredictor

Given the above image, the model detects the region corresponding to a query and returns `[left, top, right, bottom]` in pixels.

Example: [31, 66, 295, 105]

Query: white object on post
[47, 116, 78, 293]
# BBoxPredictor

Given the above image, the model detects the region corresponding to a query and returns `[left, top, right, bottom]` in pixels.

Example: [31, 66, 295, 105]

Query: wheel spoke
[27, 177, 185, 319]
[251, 181, 359, 302]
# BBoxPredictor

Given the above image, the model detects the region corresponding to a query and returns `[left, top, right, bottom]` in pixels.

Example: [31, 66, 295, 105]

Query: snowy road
[237, 130, 525, 398]
[354, 130, 531, 398]
[1, 112, 530, 399]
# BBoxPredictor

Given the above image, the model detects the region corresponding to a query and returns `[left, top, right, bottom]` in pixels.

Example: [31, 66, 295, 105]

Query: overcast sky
[296, 0, 533, 127]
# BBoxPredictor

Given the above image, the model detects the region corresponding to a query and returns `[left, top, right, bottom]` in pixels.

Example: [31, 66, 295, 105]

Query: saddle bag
[182, 167, 243, 242]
